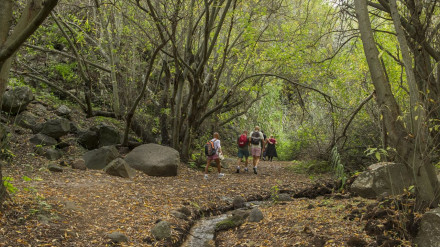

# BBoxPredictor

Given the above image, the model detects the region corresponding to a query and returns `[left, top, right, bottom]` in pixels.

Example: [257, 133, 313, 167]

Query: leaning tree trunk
[0, 0, 58, 206]
[355, 0, 439, 206]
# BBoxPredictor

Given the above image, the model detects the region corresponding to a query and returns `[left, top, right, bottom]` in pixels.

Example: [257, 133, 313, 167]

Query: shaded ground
[2, 154, 378, 247]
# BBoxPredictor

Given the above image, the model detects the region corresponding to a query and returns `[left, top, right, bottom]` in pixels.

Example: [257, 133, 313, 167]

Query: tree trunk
[355, 0, 439, 206]
[0, 0, 58, 206]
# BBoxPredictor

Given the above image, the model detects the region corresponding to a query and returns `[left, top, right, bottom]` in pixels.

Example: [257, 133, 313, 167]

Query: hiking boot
[204, 174, 208, 180]
[218, 173, 225, 178]
[253, 167, 257, 174]
[236, 166, 240, 173]
[244, 168, 248, 172]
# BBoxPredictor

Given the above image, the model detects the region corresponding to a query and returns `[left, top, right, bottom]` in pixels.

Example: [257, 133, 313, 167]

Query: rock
[107, 232, 129, 243]
[215, 215, 245, 231]
[30, 134, 57, 146]
[77, 130, 99, 150]
[83, 146, 119, 170]
[310, 236, 327, 247]
[72, 158, 86, 170]
[55, 105, 71, 117]
[151, 221, 171, 240]
[415, 207, 440, 247]
[55, 141, 70, 149]
[351, 162, 413, 199]
[248, 208, 264, 222]
[125, 144, 179, 177]
[0, 124, 9, 158]
[48, 164, 63, 172]
[104, 158, 136, 178]
[40, 118, 71, 138]
[15, 111, 37, 130]
[97, 124, 120, 147]
[232, 209, 250, 221]
[69, 122, 78, 134]
[277, 193, 292, 201]
[34, 146, 63, 160]
[232, 196, 245, 209]
[171, 210, 188, 220]
[1, 86, 34, 115]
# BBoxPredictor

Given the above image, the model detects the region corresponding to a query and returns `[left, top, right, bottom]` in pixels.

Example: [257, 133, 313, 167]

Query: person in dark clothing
[265, 135, 278, 161]
[261, 131, 267, 160]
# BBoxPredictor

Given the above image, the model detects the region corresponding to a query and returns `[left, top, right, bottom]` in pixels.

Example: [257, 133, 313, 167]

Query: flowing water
[182, 201, 266, 247]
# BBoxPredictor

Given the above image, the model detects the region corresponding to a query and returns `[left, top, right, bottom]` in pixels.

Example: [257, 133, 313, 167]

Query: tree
[0, 0, 58, 205]
[354, 0, 439, 206]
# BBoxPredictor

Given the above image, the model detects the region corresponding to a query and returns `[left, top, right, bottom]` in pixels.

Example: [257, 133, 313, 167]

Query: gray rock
[351, 162, 413, 199]
[248, 208, 264, 222]
[56, 105, 71, 116]
[15, 111, 37, 130]
[48, 164, 63, 172]
[71, 158, 86, 170]
[107, 231, 129, 243]
[30, 134, 57, 146]
[232, 196, 245, 209]
[35, 146, 63, 160]
[125, 144, 179, 177]
[171, 210, 188, 220]
[151, 221, 171, 240]
[98, 124, 120, 147]
[415, 207, 440, 247]
[104, 158, 136, 178]
[277, 193, 292, 201]
[1, 86, 34, 115]
[83, 146, 119, 170]
[221, 157, 236, 169]
[232, 209, 250, 220]
[40, 118, 71, 138]
[215, 215, 245, 231]
[77, 130, 99, 150]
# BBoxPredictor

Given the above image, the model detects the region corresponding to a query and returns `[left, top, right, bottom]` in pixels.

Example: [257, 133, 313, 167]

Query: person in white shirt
[204, 132, 224, 179]
[249, 126, 264, 174]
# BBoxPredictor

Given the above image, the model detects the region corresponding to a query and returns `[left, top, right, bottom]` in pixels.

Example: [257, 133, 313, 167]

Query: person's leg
[244, 156, 249, 171]
[237, 158, 241, 173]
[253, 156, 260, 174]
[204, 159, 211, 179]
[216, 159, 224, 178]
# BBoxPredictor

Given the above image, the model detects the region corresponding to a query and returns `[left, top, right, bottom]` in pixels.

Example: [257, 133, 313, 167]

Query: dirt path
[1, 158, 373, 246]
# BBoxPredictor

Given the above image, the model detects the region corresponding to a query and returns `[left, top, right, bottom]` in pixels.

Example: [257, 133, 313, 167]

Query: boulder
[48, 164, 63, 172]
[220, 157, 236, 169]
[125, 144, 179, 177]
[83, 146, 119, 170]
[350, 162, 413, 199]
[107, 232, 129, 243]
[248, 208, 264, 222]
[1, 86, 34, 114]
[30, 134, 57, 146]
[104, 158, 136, 178]
[40, 118, 71, 138]
[55, 105, 71, 117]
[77, 130, 99, 150]
[15, 111, 37, 130]
[72, 158, 86, 170]
[232, 196, 245, 209]
[415, 207, 440, 247]
[98, 124, 120, 147]
[277, 193, 292, 201]
[151, 221, 171, 240]
[215, 215, 245, 231]
[171, 210, 188, 220]
[35, 147, 63, 160]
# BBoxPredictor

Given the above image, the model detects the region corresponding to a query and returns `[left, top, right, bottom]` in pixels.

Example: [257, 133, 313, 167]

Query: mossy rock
[215, 215, 244, 231]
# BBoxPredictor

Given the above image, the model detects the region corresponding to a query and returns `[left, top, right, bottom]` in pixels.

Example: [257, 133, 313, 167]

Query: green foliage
[287, 160, 330, 174]
[271, 185, 280, 203]
[330, 147, 347, 190]
[2, 177, 18, 194]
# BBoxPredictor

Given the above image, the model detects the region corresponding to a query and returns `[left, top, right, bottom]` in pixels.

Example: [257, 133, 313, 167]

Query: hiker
[250, 126, 264, 174]
[204, 132, 224, 179]
[265, 135, 278, 161]
[236, 130, 250, 173]
[261, 130, 267, 160]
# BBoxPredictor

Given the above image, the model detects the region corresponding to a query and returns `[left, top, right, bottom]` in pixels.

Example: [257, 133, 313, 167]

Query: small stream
[181, 201, 266, 247]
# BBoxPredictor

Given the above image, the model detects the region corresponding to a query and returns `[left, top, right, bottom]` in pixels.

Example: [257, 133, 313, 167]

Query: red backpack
[238, 134, 247, 147]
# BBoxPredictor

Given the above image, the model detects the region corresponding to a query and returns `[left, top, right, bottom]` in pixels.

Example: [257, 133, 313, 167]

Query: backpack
[238, 134, 247, 147]
[251, 132, 261, 145]
[205, 139, 217, 156]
